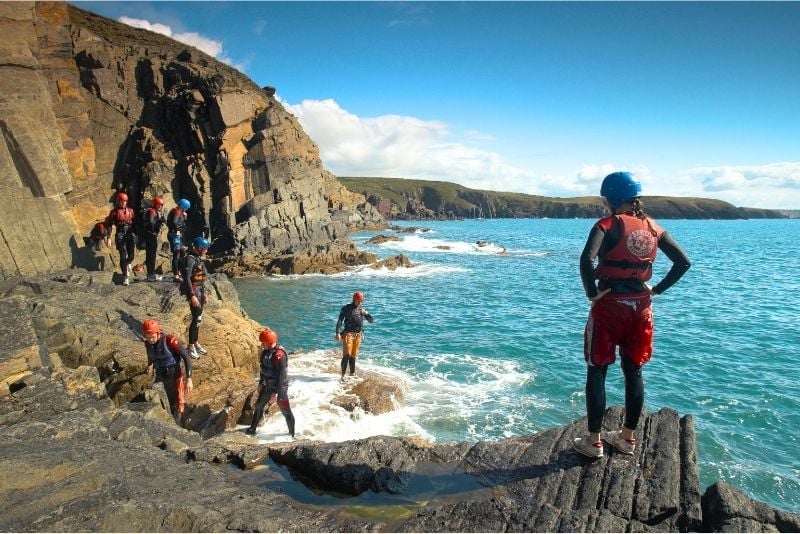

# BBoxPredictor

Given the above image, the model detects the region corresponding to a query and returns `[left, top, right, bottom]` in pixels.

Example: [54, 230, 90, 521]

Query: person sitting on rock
[142, 196, 165, 282]
[246, 327, 295, 438]
[166, 198, 190, 282]
[180, 236, 209, 359]
[103, 191, 137, 286]
[141, 317, 193, 424]
[335, 291, 374, 382]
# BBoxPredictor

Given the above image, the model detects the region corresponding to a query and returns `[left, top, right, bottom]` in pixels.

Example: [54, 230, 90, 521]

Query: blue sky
[75, 1, 800, 209]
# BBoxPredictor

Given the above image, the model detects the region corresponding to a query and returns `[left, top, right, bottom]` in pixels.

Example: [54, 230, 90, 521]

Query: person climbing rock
[141, 317, 193, 424]
[167, 198, 190, 282]
[142, 196, 165, 281]
[246, 327, 296, 438]
[334, 291, 374, 381]
[103, 192, 137, 285]
[180, 236, 209, 359]
[573, 171, 691, 459]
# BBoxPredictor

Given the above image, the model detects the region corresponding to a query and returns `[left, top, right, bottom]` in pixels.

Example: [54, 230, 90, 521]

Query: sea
[231, 218, 800, 513]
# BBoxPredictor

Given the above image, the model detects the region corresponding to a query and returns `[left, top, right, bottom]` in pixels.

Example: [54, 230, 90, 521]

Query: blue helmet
[193, 236, 210, 249]
[600, 172, 642, 208]
[178, 198, 191, 210]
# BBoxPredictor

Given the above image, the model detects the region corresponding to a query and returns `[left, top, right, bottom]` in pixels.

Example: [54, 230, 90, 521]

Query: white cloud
[679, 163, 800, 208]
[283, 98, 553, 194]
[117, 16, 243, 71]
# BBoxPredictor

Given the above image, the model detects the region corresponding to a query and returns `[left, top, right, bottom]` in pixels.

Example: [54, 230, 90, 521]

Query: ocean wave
[256, 262, 468, 281]
[373, 235, 511, 256]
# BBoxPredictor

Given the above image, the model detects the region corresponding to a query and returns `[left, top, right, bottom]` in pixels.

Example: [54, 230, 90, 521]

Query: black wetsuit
[181, 252, 207, 345]
[249, 345, 295, 436]
[579, 213, 690, 433]
[145, 333, 192, 422]
[166, 208, 187, 275]
[143, 207, 164, 277]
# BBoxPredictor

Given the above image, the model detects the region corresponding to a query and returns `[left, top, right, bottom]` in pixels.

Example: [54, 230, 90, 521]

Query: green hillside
[340, 177, 783, 220]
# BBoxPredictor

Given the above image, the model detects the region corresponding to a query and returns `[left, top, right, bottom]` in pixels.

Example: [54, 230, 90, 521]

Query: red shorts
[584, 293, 653, 368]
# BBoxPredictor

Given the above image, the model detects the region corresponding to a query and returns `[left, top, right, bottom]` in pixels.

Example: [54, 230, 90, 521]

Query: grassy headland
[340, 177, 784, 220]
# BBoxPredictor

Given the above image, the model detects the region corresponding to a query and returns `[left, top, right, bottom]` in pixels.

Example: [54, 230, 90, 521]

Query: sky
[74, 1, 800, 209]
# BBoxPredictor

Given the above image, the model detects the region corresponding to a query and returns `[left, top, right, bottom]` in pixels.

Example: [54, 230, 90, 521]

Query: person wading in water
[573, 171, 690, 459]
[246, 327, 295, 438]
[335, 291, 374, 382]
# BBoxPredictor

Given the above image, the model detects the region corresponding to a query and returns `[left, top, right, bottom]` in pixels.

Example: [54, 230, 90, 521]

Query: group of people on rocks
[139, 289, 375, 439]
[127, 170, 691, 456]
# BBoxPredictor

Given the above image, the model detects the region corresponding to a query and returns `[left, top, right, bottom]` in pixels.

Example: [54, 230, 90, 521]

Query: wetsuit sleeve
[167, 335, 192, 377]
[336, 307, 345, 334]
[579, 226, 606, 299]
[651, 232, 691, 295]
[145, 343, 155, 366]
[363, 311, 375, 323]
[181, 256, 200, 298]
[147, 209, 158, 233]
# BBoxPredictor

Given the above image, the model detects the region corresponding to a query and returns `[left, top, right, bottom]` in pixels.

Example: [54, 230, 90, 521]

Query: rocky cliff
[0, 1, 384, 280]
[340, 177, 785, 220]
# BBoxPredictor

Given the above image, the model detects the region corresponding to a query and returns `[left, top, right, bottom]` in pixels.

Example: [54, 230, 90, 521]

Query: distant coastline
[340, 176, 789, 221]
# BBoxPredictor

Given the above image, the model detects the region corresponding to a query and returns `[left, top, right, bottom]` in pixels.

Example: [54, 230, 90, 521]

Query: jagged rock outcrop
[0, 268, 263, 434]
[0, 1, 385, 281]
[4, 361, 797, 532]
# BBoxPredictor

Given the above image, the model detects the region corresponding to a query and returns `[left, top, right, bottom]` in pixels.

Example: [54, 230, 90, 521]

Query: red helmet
[353, 291, 364, 303]
[259, 328, 278, 346]
[116, 192, 128, 204]
[152, 196, 164, 208]
[141, 318, 160, 335]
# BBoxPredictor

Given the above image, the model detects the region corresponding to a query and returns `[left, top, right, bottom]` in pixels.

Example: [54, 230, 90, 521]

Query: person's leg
[248, 385, 270, 432]
[586, 364, 609, 440]
[340, 335, 351, 378]
[277, 391, 295, 437]
[117, 239, 128, 276]
[620, 356, 644, 436]
[126, 234, 136, 272]
[145, 234, 157, 276]
[159, 368, 180, 423]
[349, 334, 362, 375]
[188, 303, 203, 349]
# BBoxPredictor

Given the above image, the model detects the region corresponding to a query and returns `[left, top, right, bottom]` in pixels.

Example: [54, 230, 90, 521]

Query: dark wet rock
[702, 481, 800, 532]
[390, 225, 432, 234]
[366, 234, 402, 244]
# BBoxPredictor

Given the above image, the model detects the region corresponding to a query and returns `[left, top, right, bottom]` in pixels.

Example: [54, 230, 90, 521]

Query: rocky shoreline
[2, 270, 798, 532]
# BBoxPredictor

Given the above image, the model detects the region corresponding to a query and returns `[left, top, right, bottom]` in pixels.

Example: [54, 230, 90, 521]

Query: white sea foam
[375, 235, 509, 255]
[243, 349, 431, 444]
[255, 262, 467, 282]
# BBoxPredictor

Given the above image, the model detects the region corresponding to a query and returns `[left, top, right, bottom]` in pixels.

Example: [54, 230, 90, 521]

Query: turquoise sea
[232, 218, 800, 513]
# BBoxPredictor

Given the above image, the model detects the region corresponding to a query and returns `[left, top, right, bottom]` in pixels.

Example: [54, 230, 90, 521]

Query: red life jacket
[595, 214, 662, 282]
[107, 207, 135, 232]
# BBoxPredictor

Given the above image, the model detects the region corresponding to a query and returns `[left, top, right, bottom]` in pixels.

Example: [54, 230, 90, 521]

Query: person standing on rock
[574, 171, 691, 459]
[167, 198, 190, 282]
[142, 196, 165, 282]
[246, 327, 295, 438]
[335, 291, 374, 382]
[181, 236, 209, 359]
[141, 317, 193, 424]
[103, 191, 137, 286]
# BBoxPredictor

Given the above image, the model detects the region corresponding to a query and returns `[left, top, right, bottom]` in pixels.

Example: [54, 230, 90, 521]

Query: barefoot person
[334, 291, 374, 381]
[141, 317, 193, 424]
[246, 328, 295, 438]
[574, 171, 691, 459]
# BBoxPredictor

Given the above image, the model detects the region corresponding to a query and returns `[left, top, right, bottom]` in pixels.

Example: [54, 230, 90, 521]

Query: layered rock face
[0, 2, 384, 280]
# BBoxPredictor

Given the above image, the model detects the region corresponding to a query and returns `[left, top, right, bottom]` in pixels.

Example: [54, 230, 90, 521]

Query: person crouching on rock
[246, 328, 295, 438]
[142, 317, 193, 424]
[103, 191, 137, 285]
[335, 291, 374, 382]
[180, 236, 209, 360]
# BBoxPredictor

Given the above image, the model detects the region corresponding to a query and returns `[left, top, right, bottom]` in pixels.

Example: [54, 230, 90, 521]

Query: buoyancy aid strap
[600, 258, 653, 270]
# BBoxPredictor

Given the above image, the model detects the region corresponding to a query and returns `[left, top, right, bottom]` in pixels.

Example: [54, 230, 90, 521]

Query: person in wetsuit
[103, 192, 137, 285]
[334, 291, 374, 381]
[180, 236, 209, 359]
[166, 198, 190, 281]
[246, 327, 296, 438]
[573, 171, 691, 459]
[142, 317, 193, 424]
[143, 196, 165, 281]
